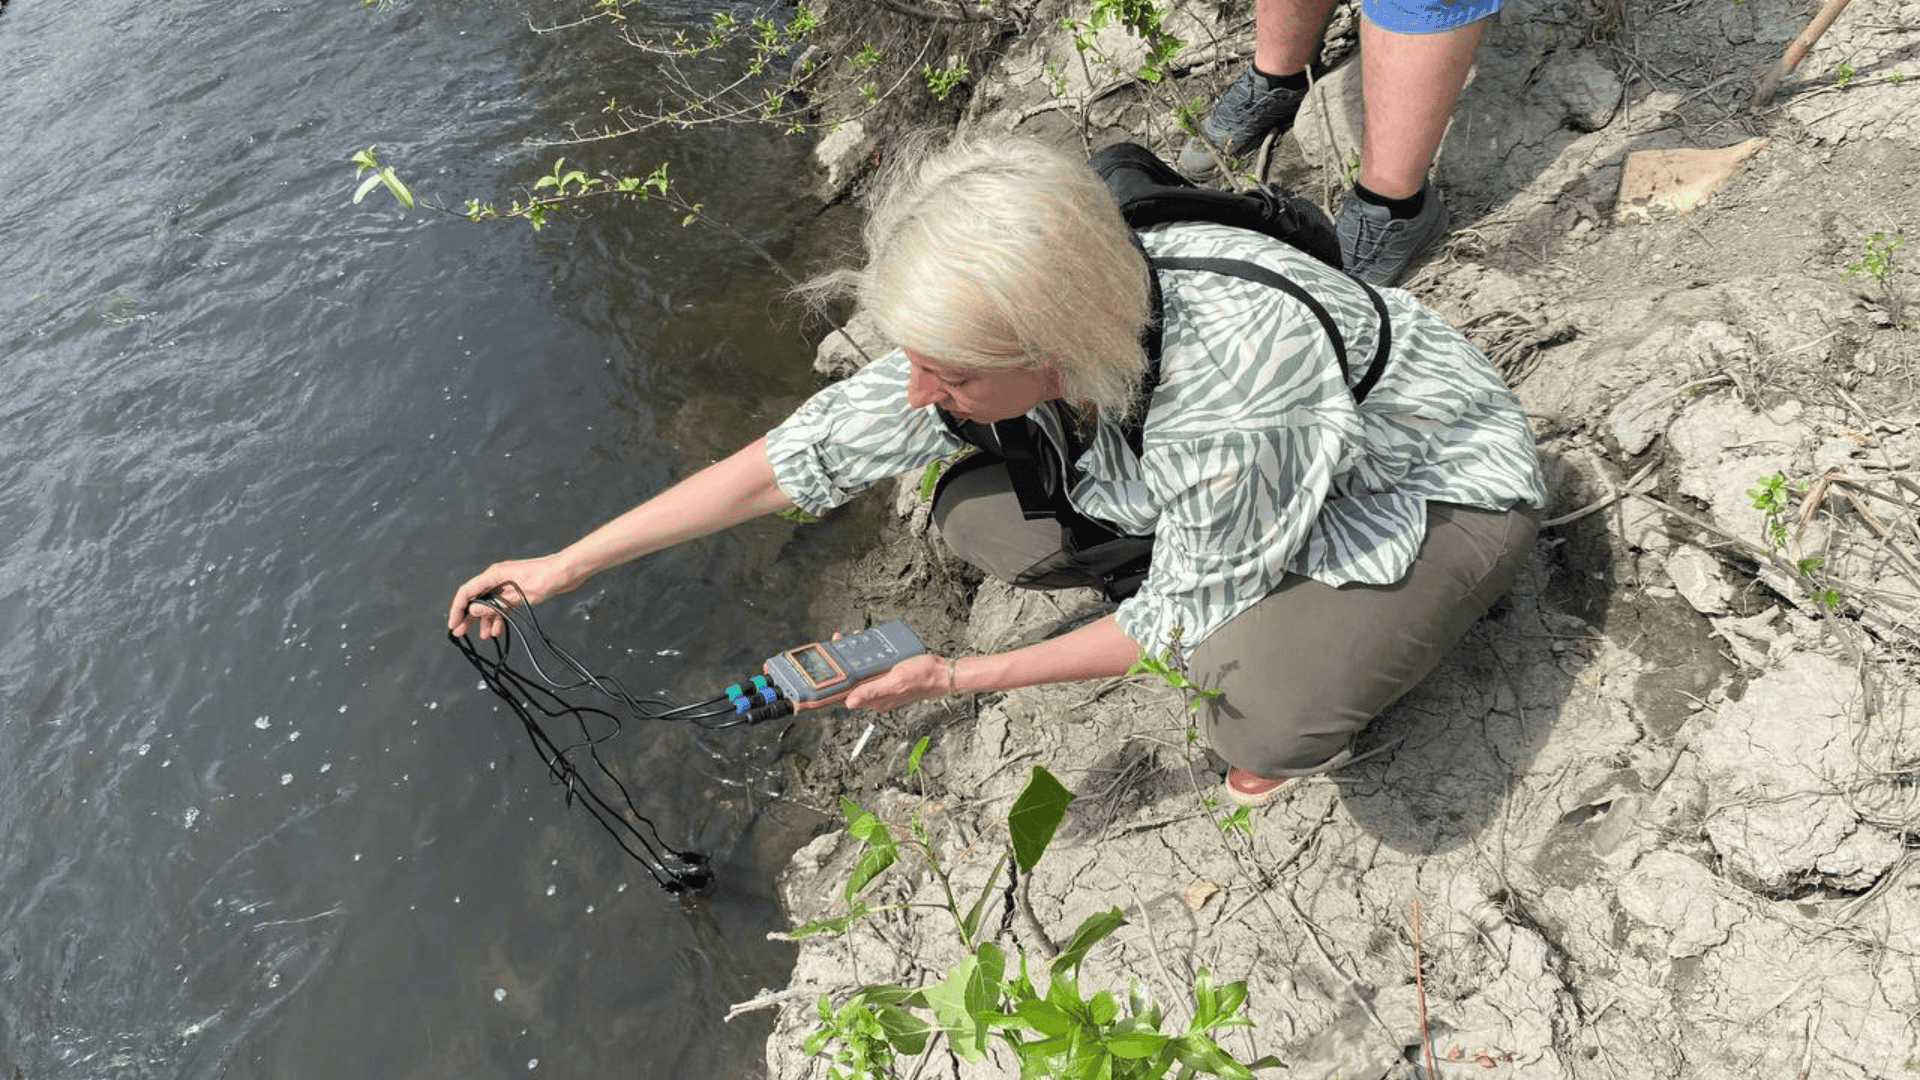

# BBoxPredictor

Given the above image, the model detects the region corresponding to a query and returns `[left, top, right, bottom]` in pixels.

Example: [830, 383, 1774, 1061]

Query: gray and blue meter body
[764, 620, 925, 702]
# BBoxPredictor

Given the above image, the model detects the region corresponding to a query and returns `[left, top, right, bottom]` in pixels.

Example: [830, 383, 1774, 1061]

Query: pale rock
[1617, 851, 1739, 957]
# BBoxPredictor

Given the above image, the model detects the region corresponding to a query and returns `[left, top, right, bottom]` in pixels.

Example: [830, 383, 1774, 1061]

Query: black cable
[448, 585, 743, 894]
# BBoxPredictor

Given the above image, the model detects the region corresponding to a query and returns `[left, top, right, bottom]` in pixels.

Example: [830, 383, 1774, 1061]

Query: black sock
[1251, 65, 1311, 93]
[1353, 181, 1427, 221]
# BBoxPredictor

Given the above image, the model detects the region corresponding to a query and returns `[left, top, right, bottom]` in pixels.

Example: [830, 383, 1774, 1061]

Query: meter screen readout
[789, 643, 843, 687]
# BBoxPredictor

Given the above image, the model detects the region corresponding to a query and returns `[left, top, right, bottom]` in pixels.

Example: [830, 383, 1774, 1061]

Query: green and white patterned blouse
[765, 221, 1547, 654]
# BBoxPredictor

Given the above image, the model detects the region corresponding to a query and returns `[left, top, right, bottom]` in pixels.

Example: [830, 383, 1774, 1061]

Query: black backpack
[1089, 141, 1344, 271]
[931, 142, 1393, 601]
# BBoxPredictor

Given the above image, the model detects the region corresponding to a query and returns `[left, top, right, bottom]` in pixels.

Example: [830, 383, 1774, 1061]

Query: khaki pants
[933, 463, 1539, 776]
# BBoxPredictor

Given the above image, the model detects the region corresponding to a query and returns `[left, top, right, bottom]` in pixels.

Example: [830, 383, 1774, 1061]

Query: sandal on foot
[1225, 766, 1293, 807]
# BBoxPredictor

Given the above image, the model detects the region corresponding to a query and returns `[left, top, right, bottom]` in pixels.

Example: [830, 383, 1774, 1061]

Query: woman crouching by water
[448, 135, 1546, 806]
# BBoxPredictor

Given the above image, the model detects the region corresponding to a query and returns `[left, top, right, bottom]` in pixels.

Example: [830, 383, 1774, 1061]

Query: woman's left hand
[790, 653, 952, 714]
[846, 653, 953, 711]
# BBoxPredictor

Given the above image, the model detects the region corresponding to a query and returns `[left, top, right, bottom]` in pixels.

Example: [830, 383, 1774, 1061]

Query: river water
[1, 0, 865, 1075]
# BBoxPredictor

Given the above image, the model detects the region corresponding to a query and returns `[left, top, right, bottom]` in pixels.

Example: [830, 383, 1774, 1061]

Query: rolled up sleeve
[763, 349, 961, 514]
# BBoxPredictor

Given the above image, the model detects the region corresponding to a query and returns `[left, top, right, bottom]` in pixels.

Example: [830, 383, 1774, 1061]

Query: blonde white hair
[812, 134, 1152, 418]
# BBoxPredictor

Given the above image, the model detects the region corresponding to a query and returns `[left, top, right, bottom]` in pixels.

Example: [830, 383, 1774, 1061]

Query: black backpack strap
[1125, 231, 1165, 459]
[1148, 255, 1391, 405]
[986, 418, 1061, 522]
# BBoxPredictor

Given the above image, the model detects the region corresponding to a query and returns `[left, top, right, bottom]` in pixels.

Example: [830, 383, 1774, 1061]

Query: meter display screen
[788, 643, 842, 687]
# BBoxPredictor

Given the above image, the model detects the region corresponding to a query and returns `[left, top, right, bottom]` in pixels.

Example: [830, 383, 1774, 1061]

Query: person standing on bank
[1178, 0, 1492, 286]
[448, 136, 1546, 807]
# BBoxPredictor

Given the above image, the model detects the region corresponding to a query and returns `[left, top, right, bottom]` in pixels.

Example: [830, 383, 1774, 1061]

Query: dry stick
[1749, 0, 1856, 107]
[1540, 459, 1661, 529]
[1411, 899, 1439, 1080]
[1835, 483, 1920, 584]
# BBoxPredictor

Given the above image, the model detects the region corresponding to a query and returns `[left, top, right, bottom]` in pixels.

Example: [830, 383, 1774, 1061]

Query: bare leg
[1354, 18, 1486, 198]
[1253, 0, 1340, 76]
[1177, 0, 1339, 174]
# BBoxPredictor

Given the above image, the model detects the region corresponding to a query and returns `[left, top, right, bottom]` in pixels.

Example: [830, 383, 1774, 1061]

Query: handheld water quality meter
[722, 621, 925, 723]
[766, 620, 925, 702]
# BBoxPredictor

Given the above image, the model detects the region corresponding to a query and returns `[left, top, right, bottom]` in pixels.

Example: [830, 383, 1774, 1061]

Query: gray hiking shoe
[1336, 184, 1451, 286]
[1176, 66, 1308, 177]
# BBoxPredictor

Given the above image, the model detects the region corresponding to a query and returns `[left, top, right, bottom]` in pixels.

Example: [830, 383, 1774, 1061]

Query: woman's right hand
[446, 554, 581, 640]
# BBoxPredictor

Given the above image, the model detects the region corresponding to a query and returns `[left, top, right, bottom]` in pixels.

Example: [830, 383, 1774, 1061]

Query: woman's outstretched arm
[447, 437, 793, 639]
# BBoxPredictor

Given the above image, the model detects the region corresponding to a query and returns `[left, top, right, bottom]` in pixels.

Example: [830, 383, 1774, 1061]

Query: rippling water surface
[0, 0, 859, 1075]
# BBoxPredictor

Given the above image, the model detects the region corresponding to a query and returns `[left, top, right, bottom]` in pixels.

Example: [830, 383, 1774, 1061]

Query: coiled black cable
[448, 585, 746, 894]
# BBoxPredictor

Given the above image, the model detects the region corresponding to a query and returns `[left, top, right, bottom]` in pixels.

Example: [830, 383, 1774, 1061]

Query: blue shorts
[1361, 0, 1499, 34]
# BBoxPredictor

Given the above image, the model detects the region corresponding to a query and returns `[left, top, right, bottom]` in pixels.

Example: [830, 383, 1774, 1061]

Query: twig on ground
[1412, 898, 1439, 1079]
[724, 984, 817, 1021]
[1834, 481, 1920, 584]
[1541, 458, 1662, 528]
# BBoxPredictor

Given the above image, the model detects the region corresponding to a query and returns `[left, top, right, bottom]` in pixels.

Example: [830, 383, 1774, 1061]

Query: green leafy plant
[1215, 803, 1253, 836]
[1845, 230, 1904, 283]
[1747, 471, 1794, 552]
[1128, 628, 1222, 715]
[922, 60, 971, 100]
[791, 759, 1277, 1080]
[1843, 231, 1910, 328]
[1062, 0, 1184, 83]
[1748, 471, 1843, 612]
[1836, 61, 1857, 89]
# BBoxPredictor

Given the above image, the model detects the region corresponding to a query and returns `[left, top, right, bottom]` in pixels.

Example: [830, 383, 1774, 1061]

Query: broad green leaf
[1172, 1034, 1249, 1079]
[1089, 989, 1118, 1027]
[970, 941, 1007, 1007]
[1213, 980, 1248, 1025]
[907, 735, 930, 777]
[922, 953, 996, 1061]
[1008, 765, 1074, 873]
[1106, 1031, 1171, 1060]
[1051, 906, 1125, 976]
[1008, 1036, 1060, 1078]
[875, 1003, 933, 1055]
[353, 173, 383, 205]
[841, 798, 898, 904]
[1015, 998, 1076, 1037]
